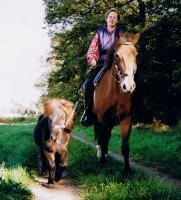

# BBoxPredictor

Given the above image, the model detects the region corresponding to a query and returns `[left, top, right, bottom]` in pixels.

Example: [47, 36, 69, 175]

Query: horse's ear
[117, 32, 127, 40]
[130, 33, 141, 45]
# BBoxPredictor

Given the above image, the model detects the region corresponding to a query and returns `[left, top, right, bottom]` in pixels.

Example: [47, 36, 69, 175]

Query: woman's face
[106, 11, 118, 28]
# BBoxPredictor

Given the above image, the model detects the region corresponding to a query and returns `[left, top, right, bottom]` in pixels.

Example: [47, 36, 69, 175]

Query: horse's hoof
[96, 159, 106, 168]
[122, 169, 131, 178]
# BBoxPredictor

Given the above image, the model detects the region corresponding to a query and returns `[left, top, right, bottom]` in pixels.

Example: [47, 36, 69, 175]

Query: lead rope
[65, 100, 78, 127]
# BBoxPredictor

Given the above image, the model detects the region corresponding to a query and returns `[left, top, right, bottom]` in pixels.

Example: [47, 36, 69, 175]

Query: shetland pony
[34, 98, 75, 184]
[93, 33, 140, 175]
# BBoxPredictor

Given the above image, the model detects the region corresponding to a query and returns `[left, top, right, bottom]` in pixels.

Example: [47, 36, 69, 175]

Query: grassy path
[75, 124, 181, 179]
[68, 139, 181, 199]
[72, 133, 181, 189]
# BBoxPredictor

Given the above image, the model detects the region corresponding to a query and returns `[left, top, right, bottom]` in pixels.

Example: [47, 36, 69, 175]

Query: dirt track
[31, 176, 79, 200]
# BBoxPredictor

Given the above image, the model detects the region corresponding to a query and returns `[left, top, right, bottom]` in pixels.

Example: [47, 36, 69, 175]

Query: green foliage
[74, 124, 181, 178]
[135, 11, 181, 124]
[43, 0, 181, 124]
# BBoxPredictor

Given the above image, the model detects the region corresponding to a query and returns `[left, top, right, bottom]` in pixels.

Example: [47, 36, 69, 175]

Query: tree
[42, 0, 181, 124]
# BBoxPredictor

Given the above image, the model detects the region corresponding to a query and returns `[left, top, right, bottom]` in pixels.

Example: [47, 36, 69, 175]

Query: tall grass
[74, 124, 181, 178]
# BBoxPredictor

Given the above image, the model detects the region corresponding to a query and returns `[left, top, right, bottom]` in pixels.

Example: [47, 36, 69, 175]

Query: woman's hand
[89, 59, 97, 69]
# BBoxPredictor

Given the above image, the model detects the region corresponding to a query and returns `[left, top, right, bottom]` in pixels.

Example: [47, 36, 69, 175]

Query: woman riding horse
[80, 8, 123, 126]
[81, 8, 140, 175]
[93, 33, 140, 175]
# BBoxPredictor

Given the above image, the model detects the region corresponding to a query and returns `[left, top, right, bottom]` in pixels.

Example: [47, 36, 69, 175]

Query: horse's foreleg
[96, 124, 106, 165]
[45, 152, 56, 184]
[120, 116, 132, 175]
[97, 124, 111, 166]
[105, 130, 111, 156]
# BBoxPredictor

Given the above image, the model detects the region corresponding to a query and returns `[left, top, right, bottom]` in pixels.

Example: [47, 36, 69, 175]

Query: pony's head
[113, 33, 140, 93]
[43, 98, 75, 141]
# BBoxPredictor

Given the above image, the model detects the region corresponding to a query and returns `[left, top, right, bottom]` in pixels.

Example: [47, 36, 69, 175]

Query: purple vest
[97, 27, 122, 65]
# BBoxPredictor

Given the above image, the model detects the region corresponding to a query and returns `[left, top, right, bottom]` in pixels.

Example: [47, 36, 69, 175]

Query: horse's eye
[115, 54, 120, 61]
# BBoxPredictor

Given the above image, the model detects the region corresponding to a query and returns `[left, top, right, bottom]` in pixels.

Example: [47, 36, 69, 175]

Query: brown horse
[34, 98, 75, 184]
[93, 33, 140, 175]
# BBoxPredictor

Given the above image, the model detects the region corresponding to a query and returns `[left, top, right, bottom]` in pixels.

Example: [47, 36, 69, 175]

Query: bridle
[112, 41, 132, 84]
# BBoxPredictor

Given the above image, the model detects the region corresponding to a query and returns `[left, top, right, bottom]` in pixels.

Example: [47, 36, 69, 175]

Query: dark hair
[105, 8, 120, 21]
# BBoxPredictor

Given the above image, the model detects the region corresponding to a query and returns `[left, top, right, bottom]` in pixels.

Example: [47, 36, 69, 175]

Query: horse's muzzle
[120, 76, 136, 93]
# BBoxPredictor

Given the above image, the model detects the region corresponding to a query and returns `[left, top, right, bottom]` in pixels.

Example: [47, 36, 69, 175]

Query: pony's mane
[43, 98, 75, 130]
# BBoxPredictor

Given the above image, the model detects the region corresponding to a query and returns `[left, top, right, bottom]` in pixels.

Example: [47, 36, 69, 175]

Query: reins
[111, 41, 132, 84]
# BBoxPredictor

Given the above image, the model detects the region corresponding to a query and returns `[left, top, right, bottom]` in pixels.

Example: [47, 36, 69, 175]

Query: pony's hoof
[54, 176, 62, 182]
[47, 180, 54, 184]
[40, 170, 47, 176]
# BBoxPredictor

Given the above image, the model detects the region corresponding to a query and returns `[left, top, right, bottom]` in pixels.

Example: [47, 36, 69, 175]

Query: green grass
[68, 139, 181, 200]
[74, 124, 181, 179]
[0, 124, 38, 200]
[0, 123, 180, 199]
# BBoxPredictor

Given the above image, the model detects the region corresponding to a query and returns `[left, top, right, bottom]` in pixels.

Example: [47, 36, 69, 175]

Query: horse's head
[113, 33, 140, 93]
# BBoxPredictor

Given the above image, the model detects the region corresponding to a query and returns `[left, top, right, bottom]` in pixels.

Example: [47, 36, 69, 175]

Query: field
[0, 123, 180, 199]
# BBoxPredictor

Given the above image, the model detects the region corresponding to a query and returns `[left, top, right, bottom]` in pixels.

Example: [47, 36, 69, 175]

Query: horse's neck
[94, 67, 118, 105]
[103, 67, 118, 94]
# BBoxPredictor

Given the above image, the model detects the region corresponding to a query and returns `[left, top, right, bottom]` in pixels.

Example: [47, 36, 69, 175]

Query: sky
[0, 0, 50, 116]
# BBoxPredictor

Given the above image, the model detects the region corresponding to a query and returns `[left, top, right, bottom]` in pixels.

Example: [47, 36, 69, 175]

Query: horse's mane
[105, 32, 138, 69]
[105, 33, 129, 69]
[43, 98, 75, 130]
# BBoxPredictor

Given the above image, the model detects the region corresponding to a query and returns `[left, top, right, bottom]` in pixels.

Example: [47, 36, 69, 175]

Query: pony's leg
[120, 116, 132, 175]
[55, 151, 67, 182]
[45, 152, 56, 184]
[40, 151, 48, 175]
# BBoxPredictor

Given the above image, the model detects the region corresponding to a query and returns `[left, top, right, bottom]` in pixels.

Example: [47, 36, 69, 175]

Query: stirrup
[80, 109, 93, 126]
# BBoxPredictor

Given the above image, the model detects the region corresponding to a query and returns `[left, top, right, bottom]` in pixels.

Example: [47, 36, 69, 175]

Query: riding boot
[80, 87, 94, 126]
